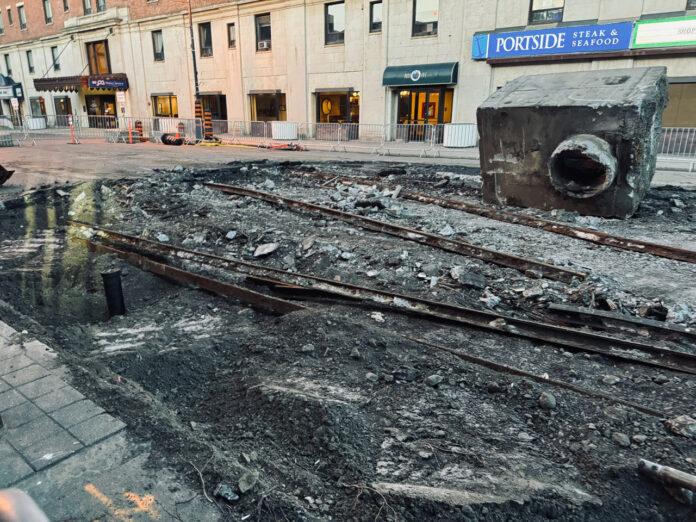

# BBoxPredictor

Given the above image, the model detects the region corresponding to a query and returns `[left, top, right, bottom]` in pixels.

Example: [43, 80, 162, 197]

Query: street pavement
[0, 320, 219, 521]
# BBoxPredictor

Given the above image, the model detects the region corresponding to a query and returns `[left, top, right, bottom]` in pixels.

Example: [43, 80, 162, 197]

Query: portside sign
[473, 22, 634, 60]
[632, 16, 696, 48]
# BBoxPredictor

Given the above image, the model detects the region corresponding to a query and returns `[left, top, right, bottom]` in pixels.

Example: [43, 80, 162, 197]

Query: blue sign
[473, 22, 634, 60]
[88, 77, 129, 90]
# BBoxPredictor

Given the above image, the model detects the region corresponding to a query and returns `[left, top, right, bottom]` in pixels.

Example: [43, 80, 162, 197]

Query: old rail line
[68, 221, 696, 375]
[290, 170, 696, 265]
[203, 182, 585, 283]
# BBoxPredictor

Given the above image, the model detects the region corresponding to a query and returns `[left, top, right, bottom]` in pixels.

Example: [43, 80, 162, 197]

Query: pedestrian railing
[659, 127, 696, 157]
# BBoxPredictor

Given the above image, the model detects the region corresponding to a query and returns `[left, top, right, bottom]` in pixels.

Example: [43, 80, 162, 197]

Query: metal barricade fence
[659, 127, 696, 157]
[224, 121, 267, 146]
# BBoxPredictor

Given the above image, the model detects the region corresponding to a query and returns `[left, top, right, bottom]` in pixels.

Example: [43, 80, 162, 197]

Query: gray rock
[340, 251, 354, 260]
[226, 230, 237, 240]
[298, 343, 315, 353]
[262, 179, 276, 190]
[383, 374, 394, 383]
[425, 375, 444, 387]
[667, 304, 693, 324]
[172, 164, 184, 172]
[421, 263, 440, 277]
[518, 432, 534, 441]
[653, 374, 669, 384]
[612, 432, 631, 448]
[602, 375, 621, 385]
[238, 471, 259, 494]
[349, 347, 361, 359]
[451, 266, 487, 289]
[666, 415, 696, 438]
[671, 198, 685, 208]
[331, 192, 343, 202]
[282, 254, 295, 267]
[539, 391, 557, 410]
[480, 294, 501, 309]
[632, 434, 647, 444]
[214, 483, 240, 503]
[157, 233, 170, 242]
[365, 372, 379, 382]
[438, 224, 455, 237]
[254, 243, 279, 257]
[487, 381, 505, 393]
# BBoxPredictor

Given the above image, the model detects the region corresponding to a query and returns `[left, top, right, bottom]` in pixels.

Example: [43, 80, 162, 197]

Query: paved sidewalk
[0, 320, 219, 521]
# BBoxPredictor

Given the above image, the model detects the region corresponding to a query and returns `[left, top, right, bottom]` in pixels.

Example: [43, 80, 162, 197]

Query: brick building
[0, 0, 695, 131]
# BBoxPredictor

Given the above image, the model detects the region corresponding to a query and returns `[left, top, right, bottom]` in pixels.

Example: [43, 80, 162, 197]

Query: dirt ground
[0, 159, 695, 521]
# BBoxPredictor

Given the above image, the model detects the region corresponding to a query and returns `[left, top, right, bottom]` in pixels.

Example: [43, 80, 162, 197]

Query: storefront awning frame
[382, 62, 459, 87]
[34, 73, 129, 93]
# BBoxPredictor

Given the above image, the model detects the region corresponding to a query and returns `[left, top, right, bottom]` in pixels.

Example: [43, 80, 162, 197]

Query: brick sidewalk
[0, 320, 219, 521]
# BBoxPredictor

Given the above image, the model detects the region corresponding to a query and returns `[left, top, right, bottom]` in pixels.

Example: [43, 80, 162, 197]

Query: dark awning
[382, 62, 458, 87]
[34, 73, 129, 92]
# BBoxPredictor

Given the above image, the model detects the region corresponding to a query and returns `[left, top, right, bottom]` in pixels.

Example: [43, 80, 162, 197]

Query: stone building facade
[0, 0, 695, 128]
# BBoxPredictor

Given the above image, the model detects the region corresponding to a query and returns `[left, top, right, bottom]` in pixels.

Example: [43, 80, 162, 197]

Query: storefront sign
[0, 83, 24, 100]
[383, 62, 458, 86]
[88, 77, 129, 90]
[11, 98, 19, 110]
[473, 22, 634, 60]
[632, 16, 696, 49]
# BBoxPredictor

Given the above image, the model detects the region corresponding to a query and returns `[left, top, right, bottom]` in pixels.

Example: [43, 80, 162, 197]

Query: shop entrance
[396, 86, 453, 142]
[316, 90, 360, 140]
[201, 93, 228, 133]
[85, 94, 117, 128]
[54, 96, 73, 126]
[250, 93, 286, 122]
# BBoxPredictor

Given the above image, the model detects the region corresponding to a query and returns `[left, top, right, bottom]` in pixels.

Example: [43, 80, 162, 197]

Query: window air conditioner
[258, 41, 270, 50]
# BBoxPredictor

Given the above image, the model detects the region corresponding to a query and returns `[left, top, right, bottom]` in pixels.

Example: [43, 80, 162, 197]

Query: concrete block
[0, 344, 24, 362]
[0, 441, 33, 488]
[3, 415, 65, 450]
[68, 413, 126, 446]
[0, 321, 16, 341]
[477, 67, 669, 218]
[0, 354, 34, 376]
[1, 401, 44, 429]
[50, 400, 104, 429]
[0, 378, 9, 393]
[22, 340, 60, 369]
[17, 375, 68, 400]
[21, 429, 83, 470]
[33, 386, 84, 413]
[0, 389, 28, 412]
[2, 364, 51, 387]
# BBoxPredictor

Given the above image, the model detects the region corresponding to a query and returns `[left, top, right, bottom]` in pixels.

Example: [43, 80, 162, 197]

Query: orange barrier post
[128, 120, 133, 144]
[204, 111, 213, 140]
[69, 115, 79, 145]
[134, 120, 144, 142]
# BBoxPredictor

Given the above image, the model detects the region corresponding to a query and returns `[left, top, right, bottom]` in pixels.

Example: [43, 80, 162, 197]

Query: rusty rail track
[68, 221, 696, 375]
[72, 237, 304, 315]
[203, 182, 585, 283]
[290, 170, 696, 265]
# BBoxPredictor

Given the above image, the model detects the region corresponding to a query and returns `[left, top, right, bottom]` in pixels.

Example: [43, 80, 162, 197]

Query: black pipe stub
[101, 268, 126, 317]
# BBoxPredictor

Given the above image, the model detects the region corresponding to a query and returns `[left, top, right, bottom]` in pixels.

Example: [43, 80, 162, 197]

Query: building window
[0, 12, 4, 34]
[4, 54, 11, 76]
[317, 91, 360, 124]
[43, 0, 53, 24]
[412, 0, 438, 37]
[83, 0, 92, 15]
[688, 0, 696, 9]
[96, 0, 105, 12]
[18, 5, 26, 29]
[51, 46, 60, 70]
[529, 0, 563, 24]
[370, 1, 382, 33]
[63, 0, 69, 11]
[250, 92, 286, 121]
[6, 8, 12, 25]
[227, 22, 236, 48]
[198, 22, 212, 57]
[255, 13, 271, 51]
[86, 40, 111, 74]
[26, 50, 34, 73]
[152, 95, 178, 117]
[325, 2, 345, 45]
[152, 30, 164, 61]
[30, 97, 46, 117]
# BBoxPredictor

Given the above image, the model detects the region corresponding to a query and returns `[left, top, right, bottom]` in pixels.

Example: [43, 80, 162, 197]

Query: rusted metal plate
[203, 182, 585, 283]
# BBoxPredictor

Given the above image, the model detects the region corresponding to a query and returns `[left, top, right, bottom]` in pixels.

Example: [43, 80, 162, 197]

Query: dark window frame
[255, 13, 272, 51]
[63, 0, 69, 12]
[26, 49, 34, 73]
[6, 8, 12, 26]
[688, 0, 696, 9]
[411, 0, 438, 37]
[83, 0, 92, 15]
[152, 29, 164, 61]
[528, 0, 564, 24]
[198, 22, 213, 57]
[96, 0, 106, 12]
[227, 22, 236, 48]
[43, 0, 53, 24]
[324, 1, 345, 45]
[51, 46, 60, 71]
[4, 54, 12, 76]
[369, 1, 382, 33]
[0, 12, 4, 34]
[18, 5, 26, 30]
[86, 40, 111, 74]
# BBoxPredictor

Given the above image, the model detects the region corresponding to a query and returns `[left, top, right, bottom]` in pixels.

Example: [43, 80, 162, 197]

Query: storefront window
[86, 94, 116, 128]
[325, 2, 345, 45]
[396, 86, 452, 142]
[316, 91, 359, 124]
[30, 97, 47, 117]
[255, 13, 271, 51]
[412, 0, 438, 37]
[152, 95, 178, 117]
[250, 93, 285, 122]
[86, 40, 111, 74]
[529, 0, 563, 24]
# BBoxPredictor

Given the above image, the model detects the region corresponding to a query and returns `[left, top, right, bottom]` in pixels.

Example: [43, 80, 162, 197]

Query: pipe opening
[548, 135, 617, 199]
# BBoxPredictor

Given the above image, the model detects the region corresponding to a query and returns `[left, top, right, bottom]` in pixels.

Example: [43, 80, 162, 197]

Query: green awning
[382, 62, 459, 87]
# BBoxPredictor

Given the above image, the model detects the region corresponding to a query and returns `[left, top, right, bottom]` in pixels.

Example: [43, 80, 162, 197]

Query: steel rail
[546, 303, 696, 343]
[203, 182, 586, 283]
[68, 221, 696, 375]
[72, 237, 304, 315]
[404, 336, 666, 418]
[290, 170, 696, 265]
